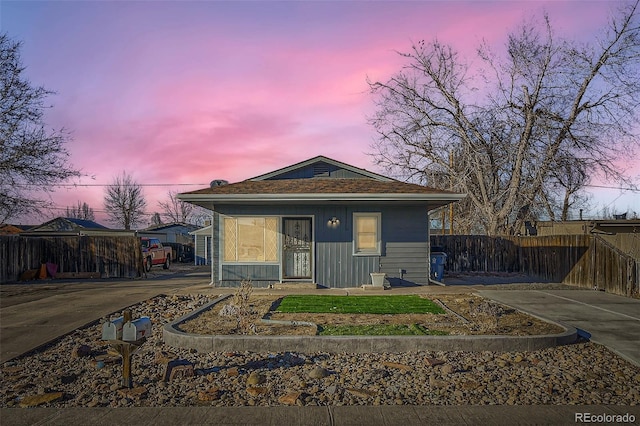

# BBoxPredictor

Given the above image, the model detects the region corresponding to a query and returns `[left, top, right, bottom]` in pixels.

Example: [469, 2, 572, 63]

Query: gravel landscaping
[1, 294, 639, 408]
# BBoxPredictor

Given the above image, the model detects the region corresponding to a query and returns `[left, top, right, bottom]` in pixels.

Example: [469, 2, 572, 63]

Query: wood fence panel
[590, 236, 638, 297]
[0, 236, 143, 283]
[430, 234, 637, 297]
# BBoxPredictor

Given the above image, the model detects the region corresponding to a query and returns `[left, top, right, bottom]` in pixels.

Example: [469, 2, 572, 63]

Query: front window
[223, 217, 278, 262]
[353, 213, 381, 255]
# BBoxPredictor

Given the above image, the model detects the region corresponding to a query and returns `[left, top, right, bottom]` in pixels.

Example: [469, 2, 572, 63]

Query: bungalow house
[20, 217, 135, 237]
[0, 224, 28, 235]
[139, 222, 200, 244]
[190, 224, 212, 266]
[178, 156, 464, 288]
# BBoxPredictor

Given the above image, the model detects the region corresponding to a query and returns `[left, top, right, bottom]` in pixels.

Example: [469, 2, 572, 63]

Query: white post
[210, 210, 215, 286]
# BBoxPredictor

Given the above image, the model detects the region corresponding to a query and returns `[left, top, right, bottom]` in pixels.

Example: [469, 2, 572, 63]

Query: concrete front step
[272, 282, 318, 290]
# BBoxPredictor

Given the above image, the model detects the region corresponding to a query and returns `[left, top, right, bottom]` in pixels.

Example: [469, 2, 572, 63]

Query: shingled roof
[182, 178, 454, 196]
[179, 178, 464, 211]
[179, 156, 465, 209]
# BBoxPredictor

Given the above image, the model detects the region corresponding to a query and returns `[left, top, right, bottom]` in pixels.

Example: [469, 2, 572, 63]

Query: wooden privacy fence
[0, 235, 143, 283]
[589, 235, 638, 297]
[431, 234, 638, 297]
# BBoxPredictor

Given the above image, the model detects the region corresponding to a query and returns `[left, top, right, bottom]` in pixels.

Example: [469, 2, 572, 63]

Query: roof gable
[250, 156, 394, 182]
[30, 217, 109, 232]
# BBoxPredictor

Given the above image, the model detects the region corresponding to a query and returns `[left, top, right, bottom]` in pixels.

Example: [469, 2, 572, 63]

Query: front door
[282, 218, 312, 279]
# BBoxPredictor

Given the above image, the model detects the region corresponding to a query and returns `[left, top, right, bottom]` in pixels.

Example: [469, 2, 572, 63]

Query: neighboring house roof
[190, 225, 212, 236]
[28, 217, 109, 232]
[527, 219, 640, 236]
[589, 219, 640, 234]
[0, 224, 25, 235]
[142, 222, 200, 233]
[180, 156, 465, 210]
[20, 217, 135, 237]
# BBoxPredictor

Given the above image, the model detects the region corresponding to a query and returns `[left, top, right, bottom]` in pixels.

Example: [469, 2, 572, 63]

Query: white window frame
[353, 212, 381, 256]
[221, 216, 280, 264]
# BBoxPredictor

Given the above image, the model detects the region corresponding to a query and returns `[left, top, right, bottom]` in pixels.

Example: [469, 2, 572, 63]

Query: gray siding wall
[212, 204, 429, 288]
[381, 242, 429, 286]
[194, 234, 208, 265]
[221, 264, 280, 287]
[316, 242, 379, 287]
[379, 207, 430, 286]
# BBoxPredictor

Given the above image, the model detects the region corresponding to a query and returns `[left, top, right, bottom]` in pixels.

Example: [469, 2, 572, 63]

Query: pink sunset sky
[1, 0, 638, 226]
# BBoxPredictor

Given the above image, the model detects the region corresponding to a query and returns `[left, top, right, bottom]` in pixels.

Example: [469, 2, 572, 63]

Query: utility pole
[449, 151, 454, 235]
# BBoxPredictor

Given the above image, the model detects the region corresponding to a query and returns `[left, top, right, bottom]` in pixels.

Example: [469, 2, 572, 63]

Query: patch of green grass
[276, 295, 445, 315]
[317, 324, 449, 336]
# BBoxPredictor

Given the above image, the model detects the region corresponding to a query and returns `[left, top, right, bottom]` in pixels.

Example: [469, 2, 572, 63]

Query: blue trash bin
[430, 252, 447, 281]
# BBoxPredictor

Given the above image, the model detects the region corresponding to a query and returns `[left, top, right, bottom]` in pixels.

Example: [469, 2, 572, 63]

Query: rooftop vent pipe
[210, 180, 229, 187]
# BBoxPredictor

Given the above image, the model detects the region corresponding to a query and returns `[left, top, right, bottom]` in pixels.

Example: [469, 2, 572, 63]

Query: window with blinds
[353, 213, 381, 255]
[223, 217, 278, 262]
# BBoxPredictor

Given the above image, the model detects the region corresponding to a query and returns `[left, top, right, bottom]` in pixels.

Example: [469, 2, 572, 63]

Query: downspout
[427, 206, 431, 285]
[193, 234, 198, 266]
[210, 207, 215, 286]
[427, 205, 446, 287]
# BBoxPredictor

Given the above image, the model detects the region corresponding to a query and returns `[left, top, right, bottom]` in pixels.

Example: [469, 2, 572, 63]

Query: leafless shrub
[218, 279, 255, 334]
[468, 300, 506, 331]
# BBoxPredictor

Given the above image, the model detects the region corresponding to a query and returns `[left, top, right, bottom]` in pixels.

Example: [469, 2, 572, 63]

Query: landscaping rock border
[163, 295, 577, 353]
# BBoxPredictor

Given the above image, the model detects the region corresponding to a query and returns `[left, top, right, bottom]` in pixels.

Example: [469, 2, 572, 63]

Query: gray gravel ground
[2, 294, 639, 408]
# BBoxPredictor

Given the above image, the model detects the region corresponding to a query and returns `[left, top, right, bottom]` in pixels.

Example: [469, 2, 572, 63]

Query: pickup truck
[141, 238, 172, 272]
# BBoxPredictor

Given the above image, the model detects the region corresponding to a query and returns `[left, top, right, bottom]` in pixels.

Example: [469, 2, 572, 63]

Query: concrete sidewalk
[478, 289, 640, 366]
[2, 404, 639, 425]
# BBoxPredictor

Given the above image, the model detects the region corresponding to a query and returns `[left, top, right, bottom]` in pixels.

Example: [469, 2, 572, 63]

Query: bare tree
[158, 190, 194, 223]
[65, 201, 95, 221]
[103, 172, 147, 230]
[190, 208, 212, 227]
[545, 156, 591, 221]
[368, 3, 640, 235]
[150, 212, 163, 226]
[0, 34, 79, 222]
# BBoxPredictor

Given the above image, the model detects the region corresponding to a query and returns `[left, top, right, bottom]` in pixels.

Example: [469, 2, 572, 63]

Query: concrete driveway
[0, 272, 209, 363]
[478, 289, 640, 366]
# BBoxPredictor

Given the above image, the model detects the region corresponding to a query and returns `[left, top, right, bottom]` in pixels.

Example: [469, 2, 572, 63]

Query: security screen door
[282, 218, 312, 279]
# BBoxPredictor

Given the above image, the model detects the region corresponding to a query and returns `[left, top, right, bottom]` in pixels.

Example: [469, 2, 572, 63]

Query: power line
[15, 183, 207, 188]
[14, 182, 636, 190]
[584, 184, 639, 191]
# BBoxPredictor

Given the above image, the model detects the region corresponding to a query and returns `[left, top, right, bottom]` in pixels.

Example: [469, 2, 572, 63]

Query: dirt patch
[178, 294, 564, 336]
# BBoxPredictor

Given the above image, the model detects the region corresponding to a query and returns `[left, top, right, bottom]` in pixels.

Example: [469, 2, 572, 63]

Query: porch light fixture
[328, 216, 340, 228]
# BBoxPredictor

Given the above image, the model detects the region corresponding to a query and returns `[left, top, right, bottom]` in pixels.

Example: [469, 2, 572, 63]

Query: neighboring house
[179, 156, 464, 288]
[139, 222, 200, 244]
[517, 219, 639, 261]
[20, 217, 135, 237]
[0, 224, 28, 235]
[519, 220, 588, 236]
[191, 225, 212, 265]
[588, 219, 640, 235]
[518, 219, 640, 236]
